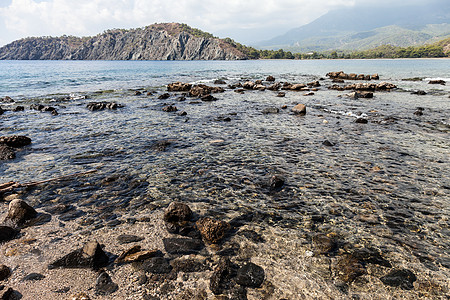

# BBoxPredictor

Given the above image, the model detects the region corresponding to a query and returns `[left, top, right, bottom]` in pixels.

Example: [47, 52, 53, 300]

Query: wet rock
[428, 79, 445, 85]
[0, 146, 15, 160]
[243, 81, 255, 89]
[167, 82, 192, 92]
[380, 269, 417, 290]
[22, 273, 45, 281]
[137, 257, 172, 274]
[87, 102, 122, 111]
[234, 89, 245, 94]
[0, 135, 31, 148]
[334, 254, 366, 283]
[210, 258, 237, 295]
[178, 111, 187, 116]
[95, 271, 118, 295]
[117, 246, 163, 263]
[290, 83, 307, 90]
[13, 106, 24, 112]
[0, 287, 13, 299]
[267, 83, 281, 91]
[262, 107, 279, 114]
[134, 91, 142, 96]
[30, 104, 44, 111]
[158, 93, 171, 100]
[266, 75, 275, 82]
[0, 107, 3, 115]
[307, 80, 321, 87]
[303, 92, 314, 96]
[48, 241, 109, 270]
[371, 74, 379, 80]
[177, 95, 186, 101]
[201, 94, 217, 101]
[355, 118, 368, 124]
[189, 84, 224, 97]
[414, 110, 424, 116]
[238, 229, 264, 243]
[312, 233, 338, 255]
[0, 265, 11, 281]
[345, 91, 373, 99]
[196, 217, 230, 244]
[281, 105, 288, 109]
[170, 258, 210, 273]
[0, 226, 17, 242]
[214, 79, 227, 85]
[322, 140, 335, 147]
[235, 262, 265, 288]
[291, 103, 306, 115]
[162, 105, 177, 112]
[1, 96, 14, 103]
[411, 90, 427, 95]
[149, 139, 172, 152]
[269, 175, 284, 191]
[276, 92, 285, 97]
[163, 202, 193, 223]
[4, 199, 37, 227]
[163, 238, 204, 254]
[117, 234, 144, 244]
[352, 247, 391, 267]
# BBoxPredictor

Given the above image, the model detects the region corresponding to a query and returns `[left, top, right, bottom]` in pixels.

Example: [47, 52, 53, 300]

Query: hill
[257, 1, 450, 52]
[0, 23, 247, 60]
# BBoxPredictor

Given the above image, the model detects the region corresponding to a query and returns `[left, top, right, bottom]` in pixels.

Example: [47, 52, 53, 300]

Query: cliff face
[0, 23, 247, 60]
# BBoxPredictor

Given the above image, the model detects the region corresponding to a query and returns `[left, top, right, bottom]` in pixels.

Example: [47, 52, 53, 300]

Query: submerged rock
[380, 269, 417, 290]
[266, 75, 275, 82]
[235, 262, 265, 288]
[117, 234, 144, 244]
[196, 217, 230, 244]
[163, 202, 193, 223]
[334, 254, 366, 283]
[162, 105, 177, 112]
[428, 79, 445, 85]
[210, 258, 237, 295]
[48, 241, 109, 270]
[0, 145, 16, 160]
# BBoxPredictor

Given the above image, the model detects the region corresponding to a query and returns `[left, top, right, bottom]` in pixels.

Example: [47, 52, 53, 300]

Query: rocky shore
[0, 71, 449, 299]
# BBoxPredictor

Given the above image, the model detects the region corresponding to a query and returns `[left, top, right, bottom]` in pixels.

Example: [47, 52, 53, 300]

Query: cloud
[0, 0, 372, 46]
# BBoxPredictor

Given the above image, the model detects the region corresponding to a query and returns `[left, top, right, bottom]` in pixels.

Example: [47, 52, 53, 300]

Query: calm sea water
[1, 59, 449, 298]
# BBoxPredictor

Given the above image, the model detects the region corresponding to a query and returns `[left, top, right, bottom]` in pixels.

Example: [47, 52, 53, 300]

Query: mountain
[258, 1, 450, 52]
[0, 23, 247, 60]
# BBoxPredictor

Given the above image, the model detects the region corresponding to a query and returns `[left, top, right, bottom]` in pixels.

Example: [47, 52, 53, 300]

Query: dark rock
[162, 105, 177, 112]
[414, 110, 423, 116]
[312, 233, 338, 255]
[95, 271, 118, 295]
[178, 111, 187, 116]
[134, 91, 142, 96]
[352, 247, 391, 267]
[177, 95, 186, 101]
[0, 146, 15, 160]
[214, 79, 227, 85]
[262, 107, 279, 114]
[255, 80, 263, 85]
[269, 175, 284, 191]
[4, 199, 37, 227]
[307, 80, 320, 87]
[170, 258, 210, 273]
[355, 118, 368, 124]
[137, 257, 172, 274]
[291, 103, 306, 115]
[266, 75, 275, 82]
[150, 139, 172, 152]
[411, 90, 427, 95]
[290, 83, 307, 90]
[281, 105, 287, 109]
[13, 106, 24, 112]
[238, 229, 264, 243]
[334, 254, 366, 283]
[380, 269, 417, 290]
[210, 258, 237, 295]
[201, 94, 217, 102]
[163, 202, 192, 223]
[217, 243, 240, 257]
[0, 265, 11, 281]
[1, 96, 14, 103]
[30, 104, 44, 111]
[322, 140, 335, 147]
[0, 107, 3, 115]
[0, 226, 17, 242]
[22, 273, 45, 281]
[163, 238, 204, 255]
[267, 83, 281, 91]
[196, 217, 230, 244]
[234, 89, 245, 94]
[116, 246, 163, 264]
[87, 102, 122, 111]
[48, 241, 109, 270]
[167, 82, 192, 92]
[0, 287, 13, 299]
[303, 92, 314, 96]
[235, 262, 265, 288]
[158, 93, 171, 99]
[0, 135, 31, 148]
[243, 81, 255, 90]
[117, 234, 144, 244]
[428, 80, 445, 85]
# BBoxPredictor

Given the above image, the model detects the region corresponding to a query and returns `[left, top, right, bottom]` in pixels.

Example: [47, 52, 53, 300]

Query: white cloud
[0, 0, 403, 46]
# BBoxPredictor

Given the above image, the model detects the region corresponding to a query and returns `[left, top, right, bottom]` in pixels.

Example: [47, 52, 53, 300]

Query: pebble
[163, 202, 193, 223]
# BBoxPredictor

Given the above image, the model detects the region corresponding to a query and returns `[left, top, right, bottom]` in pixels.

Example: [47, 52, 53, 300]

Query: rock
[254, 84, 266, 91]
[345, 91, 373, 99]
[196, 217, 230, 244]
[4, 199, 37, 227]
[235, 262, 265, 288]
[163, 202, 192, 223]
[136, 257, 172, 274]
[267, 83, 281, 91]
[70, 293, 91, 300]
[281, 105, 287, 109]
[0, 226, 17, 242]
[86, 102, 122, 111]
[117, 234, 144, 244]
[355, 118, 368, 124]
[22, 273, 45, 281]
[158, 93, 171, 99]
[117, 246, 163, 263]
[167, 82, 192, 92]
[255, 80, 263, 85]
[371, 74, 379, 80]
[380, 269, 417, 290]
[266, 75, 275, 82]
[170, 258, 210, 273]
[162, 105, 177, 112]
[291, 104, 306, 115]
[414, 110, 424, 116]
[48, 241, 109, 270]
[0, 265, 11, 281]
[243, 81, 255, 90]
[178, 111, 187, 116]
[210, 258, 237, 295]
[269, 175, 284, 190]
[0, 135, 31, 148]
[276, 92, 285, 97]
[201, 94, 217, 101]
[307, 80, 320, 87]
[0, 287, 13, 299]
[238, 229, 265, 243]
[214, 79, 227, 85]
[428, 80, 445, 85]
[290, 83, 306, 90]
[234, 89, 245, 94]
[352, 247, 391, 267]
[163, 238, 204, 254]
[411, 90, 427, 95]
[134, 91, 142, 96]
[0, 146, 16, 160]
[312, 233, 338, 255]
[262, 107, 279, 114]
[95, 271, 118, 295]
[189, 84, 224, 97]
[334, 254, 365, 283]
[0, 107, 3, 115]
[303, 92, 314, 96]
[13, 106, 24, 112]
[322, 140, 335, 147]
[1, 96, 14, 103]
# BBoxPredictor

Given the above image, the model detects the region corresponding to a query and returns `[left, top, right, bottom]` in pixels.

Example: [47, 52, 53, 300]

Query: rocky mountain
[257, 0, 450, 52]
[0, 23, 247, 60]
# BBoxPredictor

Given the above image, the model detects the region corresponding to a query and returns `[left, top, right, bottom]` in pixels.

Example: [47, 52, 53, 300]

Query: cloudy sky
[0, 0, 422, 46]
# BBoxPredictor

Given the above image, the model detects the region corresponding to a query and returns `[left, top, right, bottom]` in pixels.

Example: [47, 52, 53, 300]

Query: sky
[0, 0, 425, 47]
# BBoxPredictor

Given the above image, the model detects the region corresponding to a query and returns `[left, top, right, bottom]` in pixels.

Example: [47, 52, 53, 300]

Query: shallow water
[1, 59, 449, 298]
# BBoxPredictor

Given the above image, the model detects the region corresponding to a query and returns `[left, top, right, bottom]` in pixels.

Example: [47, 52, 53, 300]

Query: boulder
[1, 96, 14, 103]
[290, 83, 307, 90]
[214, 79, 227, 85]
[254, 84, 266, 91]
[4, 199, 37, 227]
[291, 104, 306, 115]
[0, 135, 31, 148]
[267, 83, 281, 91]
[235, 262, 265, 288]
[0, 287, 14, 299]
[13, 106, 25, 112]
[307, 80, 321, 87]
[48, 241, 109, 270]
[0, 107, 3, 115]
[371, 74, 379, 80]
[167, 82, 192, 92]
[87, 102, 122, 111]
[334, 254, 366, 283]
[196, 217, 230, 244]
[243, 81, 255, 90]
[158, 93, 171, 99]
[210, 258, 237, 295]
[201, 94, 217, 101]
[355, 118, 368, 124]
[262, 107, 279, 114]
[276, 92, 285, 97]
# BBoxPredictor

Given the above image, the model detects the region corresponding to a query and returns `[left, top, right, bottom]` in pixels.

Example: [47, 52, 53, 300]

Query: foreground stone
[210, 258, 237, 295]
[95, 271, 118, 295]
[196, 217, 230, 244]
[291, 104, 306, 115]
[4, 199, 37, 227]
[48, 241, 109, 270]
[380, 269, 417, 290]
[235, 262, 265, 288]
[0, 226, 18, 242]
[163, 202, 193, 223]
[0, 286, 14, 299]
[0, 265, 11, 281]
[0, 136, 32, 148]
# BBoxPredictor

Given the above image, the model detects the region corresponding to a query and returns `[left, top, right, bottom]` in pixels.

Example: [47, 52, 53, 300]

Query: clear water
[0, 59, 449, 299]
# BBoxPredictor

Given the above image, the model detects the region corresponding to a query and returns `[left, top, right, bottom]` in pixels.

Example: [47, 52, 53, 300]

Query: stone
[262, 107, 279, 114]
[4, 199, 37, 227]
[162, 105, 177, 112]
[291, 104, 306, 115]
[0, 136, 31, 148]
[95, 271, 118, 295]
[214, 79, 227, 85]
[201, 94, 217, 101]
[134, 91, 142, 96]
[242, 81, 255, 89]
[196, 217, 230, 244]
[269, 175, 284, 190]
[414, 110, 424, 116]
[290, 83, 306, 90]
[117, 246, 163, 264]
[178, 111, 187, 116]
[303, 92, 314, 96]
[0, 287, 13, 299]
[266, 75, 275, 82]
[163, 202, 193, 223]
[334, 254, 365, 283]
[210, 258, 237, 295]
[70, 293, 91, 300]
[267, 83, 281, 91]
[411, 90, 427, 95]
[87, 102, 122, 111]
[163, 238, 204, 254]
[13, 106, 24, 112]
[1, 96, 14, 103]
[312, 233, 337, 255]
[428, 80, 445, 85]
[170, 258, 210, 273]
[22, 273, 45, 281]
[0, 226, 17, 242]
[0, 265, 11, 281]
[322, 140, 335, 147]
[307, 80, 320, 87]
[117, 234, 144, 244]
[137, 257, 172, 274]
[158, 93, 171, 99]
[48, 241, 109, 270]
[0, 146, 15, 160]
[167, 82, 192, 92]
[235, 262, 265, 288]
[371, 74, 379, 80]
[380, 269, 417, 290]
[355, 118, 368, 124]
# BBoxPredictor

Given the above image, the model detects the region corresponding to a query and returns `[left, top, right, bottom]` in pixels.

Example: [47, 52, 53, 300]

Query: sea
[0, 59, 449, 299]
